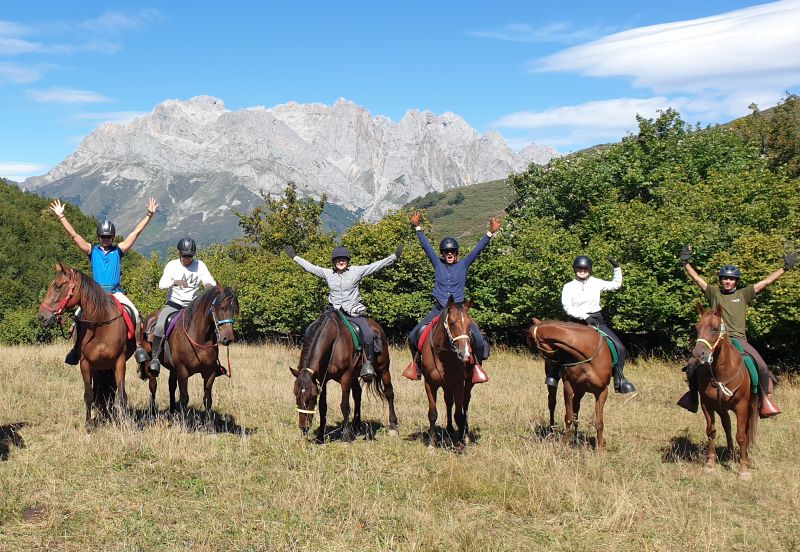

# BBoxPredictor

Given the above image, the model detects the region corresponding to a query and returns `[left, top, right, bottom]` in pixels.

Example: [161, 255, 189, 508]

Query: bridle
[695, 319, 726, 365]
[180, 288, 237, 377]
[295, 310, 339, 416]
[695, 317, 744, 397]
[40, 270, 78, 317]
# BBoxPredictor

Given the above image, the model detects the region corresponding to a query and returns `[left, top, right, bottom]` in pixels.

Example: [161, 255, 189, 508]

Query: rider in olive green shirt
[678, 246, 796, 417]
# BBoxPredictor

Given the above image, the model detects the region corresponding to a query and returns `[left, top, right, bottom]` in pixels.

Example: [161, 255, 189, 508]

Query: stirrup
[64, 347, 80, 366]
[402, 361, 420, 381]
[759, 393, 781, 418]
[545, 376, 559, 388]
[134, 347, 149, 364]
[149, 359, 161, 377]
[472, 364, 489, 384]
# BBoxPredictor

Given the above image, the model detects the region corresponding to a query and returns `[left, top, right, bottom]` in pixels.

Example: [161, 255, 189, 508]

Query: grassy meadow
[1, 343, 799, 551]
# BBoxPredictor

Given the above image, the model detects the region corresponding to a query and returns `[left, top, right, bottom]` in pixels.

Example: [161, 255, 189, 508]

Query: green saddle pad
[730, 338, 759, 394]
[593, 327, 618, 369]
[336, 310, 361, 351]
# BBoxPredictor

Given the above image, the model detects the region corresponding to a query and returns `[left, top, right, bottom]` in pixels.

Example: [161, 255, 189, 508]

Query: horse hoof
[388, 429, 398, 438]
[427, 444, 436, 453]
[738, 471, 752, 481]
[463, 435, 471, 446]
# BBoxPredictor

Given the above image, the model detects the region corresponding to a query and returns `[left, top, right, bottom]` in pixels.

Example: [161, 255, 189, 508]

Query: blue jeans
[408, 304, 489, 360]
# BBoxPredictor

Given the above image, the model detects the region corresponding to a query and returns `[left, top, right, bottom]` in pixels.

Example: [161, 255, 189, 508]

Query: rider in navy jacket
[403, 210, 501, 383]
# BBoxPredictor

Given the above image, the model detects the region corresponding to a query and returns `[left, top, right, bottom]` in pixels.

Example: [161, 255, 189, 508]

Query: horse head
[443, 295, 473, 363]
[38, 261, 81, 327]
[211, 285, 239, 346]
[692, 302, 725, 365]
[291, 367, 319, 435]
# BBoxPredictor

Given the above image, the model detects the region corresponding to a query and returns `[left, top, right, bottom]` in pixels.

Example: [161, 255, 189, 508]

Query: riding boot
[64, 341, 80, 365]
[613, 365, 636, 394]
[134, 345, 149, 364]
[149, 336, 163, 377]
[360, 348, 376, 381]
[757, 373, 781, 418]
[471, 363, 489, 384]
[403, 340, 421, 380]
[545, 363, 560, 388]
[677, 366, 699, 413]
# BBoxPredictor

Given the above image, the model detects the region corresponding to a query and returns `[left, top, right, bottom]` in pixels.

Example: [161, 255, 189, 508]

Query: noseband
[443, 309, 471, 357]
[40, 270, 78, 316]
[209, 291, 236, 342]
[695, 320, 727, 365]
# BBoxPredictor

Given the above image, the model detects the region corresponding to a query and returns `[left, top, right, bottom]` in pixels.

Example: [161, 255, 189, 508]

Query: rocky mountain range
[23, 96, 557, 253]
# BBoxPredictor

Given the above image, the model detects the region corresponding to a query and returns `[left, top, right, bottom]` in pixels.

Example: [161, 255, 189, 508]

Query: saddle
[109, 296, 135, 341]
[336, 310, 362, 352]
[591, 327, 619, 369]
[144, 309, 182, 343]
[730, 338, 759, 394]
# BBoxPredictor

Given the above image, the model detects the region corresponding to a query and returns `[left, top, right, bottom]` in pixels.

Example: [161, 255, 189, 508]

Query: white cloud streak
[0, 162, 49, 181]
[470, 22, 615, 44]
[0, 62, 41, 83]
[28, 86, 112, 103]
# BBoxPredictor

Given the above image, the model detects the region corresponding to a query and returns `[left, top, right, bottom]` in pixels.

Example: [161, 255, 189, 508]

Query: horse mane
[299, 310, 336, 372]
[182, 286, 219, 325]
[74, 269, 118, 317]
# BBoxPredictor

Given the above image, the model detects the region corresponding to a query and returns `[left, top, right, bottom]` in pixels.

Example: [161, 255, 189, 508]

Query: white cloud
[79, 9, 164, 34]
[72, 111, 149, 125]
[0, 162, 49, 181]
[535, 0, 800, 94]
[470, 22, 615, 44]
[0, 62, 41, 83]
[28, 86, 112, 103]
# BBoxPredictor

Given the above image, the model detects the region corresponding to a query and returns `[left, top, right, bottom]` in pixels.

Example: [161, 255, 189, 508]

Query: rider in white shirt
[149, 237, 216, 376]
[559, 255, 636, 394]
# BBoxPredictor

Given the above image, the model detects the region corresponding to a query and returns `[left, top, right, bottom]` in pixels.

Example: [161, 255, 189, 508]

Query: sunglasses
[99, 235, 114, 240]
[442, 249, 458, 255]
[181, 254, 195, 259]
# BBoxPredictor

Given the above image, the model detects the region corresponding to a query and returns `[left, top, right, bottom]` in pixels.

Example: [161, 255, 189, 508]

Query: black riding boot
[65, 342, 80, 365]
[360, 347, 376, 381]
[677, 363, 699, 413]
[149, 336, 163, 377]
[613, 365, 636, 394]
[545, 363, 560, 387]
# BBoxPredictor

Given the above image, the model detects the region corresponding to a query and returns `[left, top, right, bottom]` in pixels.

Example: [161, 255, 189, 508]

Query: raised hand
[284, 245, 296, 259]
[607, 256, 620, 268]
[394, 244, 404, 259]
[50, 199, 66, 218]
[784, 251, 797, 270]
[147, 197, 159, 216]
[680, 245, 693, 264]
[410, 210, 422, 227]
[489, 217, 501, 233]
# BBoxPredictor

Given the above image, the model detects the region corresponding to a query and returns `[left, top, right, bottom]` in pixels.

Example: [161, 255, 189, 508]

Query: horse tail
[364, 369, 388, 403]
[747, 393, 759, 447]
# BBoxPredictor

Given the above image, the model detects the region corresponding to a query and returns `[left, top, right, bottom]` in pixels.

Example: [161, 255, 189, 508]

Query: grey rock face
[25, 96, 557, 250]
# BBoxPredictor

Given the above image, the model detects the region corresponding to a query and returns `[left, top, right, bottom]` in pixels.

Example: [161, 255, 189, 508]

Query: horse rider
[49, 198, 158, 365]
[559, 255, 637, 394]
[284, 243, 402, 381]
[677, 245, 795, 416]
[403, 210, 501, 383]
[148, 237, 217, 377]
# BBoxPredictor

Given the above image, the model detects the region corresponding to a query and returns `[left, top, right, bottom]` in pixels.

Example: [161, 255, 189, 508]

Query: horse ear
[216, 284, 223, 292]
[464, 300, 473, 310]
[695, 302, 705, 315]
[532, 317, 541, 326]
[714, 303, 723, 316]
[447, 295, 455, 306]
[290, 366, 299, 378]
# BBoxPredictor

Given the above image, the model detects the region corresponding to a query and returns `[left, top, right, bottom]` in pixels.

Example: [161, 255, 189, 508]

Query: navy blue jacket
[416, 229, 491, 306]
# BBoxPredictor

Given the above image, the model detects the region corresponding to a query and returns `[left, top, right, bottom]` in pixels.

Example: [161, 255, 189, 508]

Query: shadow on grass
[661, 434, 734, 464]
[531, 422, 598, 450]
[405, 426, 482, 451]
[90, 406, 255, 435]
[312, 419, 395, 443]
[0, 422, 27, 460]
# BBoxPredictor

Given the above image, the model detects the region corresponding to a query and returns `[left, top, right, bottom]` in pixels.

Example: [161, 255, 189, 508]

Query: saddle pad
[592, 327, 618, 370]
[165, 310, 183, 340]
[417, 315, 441, 350]
[336, 310, 361, 351]
[730, 338, 759, 394]
[109, 296, 135, 340]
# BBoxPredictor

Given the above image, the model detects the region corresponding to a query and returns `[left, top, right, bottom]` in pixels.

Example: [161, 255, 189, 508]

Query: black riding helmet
[331, 246, 351, 262]
[573, 255, 593, 270]
[439, 237, 459, 253]
[177, 236, 197, 256]
[719, 265, 741, 279]
[97, 220, 116, 237]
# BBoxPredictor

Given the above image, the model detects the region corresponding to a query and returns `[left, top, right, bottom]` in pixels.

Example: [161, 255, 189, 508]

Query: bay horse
[139, 286, 238, 430]
[525, 318, 612, 453]
[692, 303, 759, 480]
[291, 308, 398, 444]
[417, 296, 478, 449]
[38, 262, 137, 430]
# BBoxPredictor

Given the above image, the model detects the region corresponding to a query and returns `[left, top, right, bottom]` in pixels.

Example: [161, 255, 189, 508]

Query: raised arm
[354, 248, 401, 278]
[411, 211, 439, 264]
[289, 252, 329, 279]
[599, 257, 622, 291]
[118, 197, 158, 253]
[463, 217, 501, 266]
[50, 199, 91, 255]
[680, 245, 708, 292]
[753, 252, 795, 293]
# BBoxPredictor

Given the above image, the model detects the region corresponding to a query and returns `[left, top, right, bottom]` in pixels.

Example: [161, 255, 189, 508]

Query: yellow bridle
[696, 321, 727, 354]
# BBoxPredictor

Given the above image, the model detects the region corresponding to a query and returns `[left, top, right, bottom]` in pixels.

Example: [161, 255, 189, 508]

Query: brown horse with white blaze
[692, 303, 759, 480]
[292, 308, 397, 443]
[418, 296, 478, 449]
[38, 262, 138, 430]
[525, 318, 613, 453]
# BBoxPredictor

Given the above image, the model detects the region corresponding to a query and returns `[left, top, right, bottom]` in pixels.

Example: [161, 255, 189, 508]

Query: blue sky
[2, 0, 799, 180]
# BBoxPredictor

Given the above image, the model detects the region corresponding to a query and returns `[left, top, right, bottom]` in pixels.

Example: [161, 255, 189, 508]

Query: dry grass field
[1, 343, 799, 551]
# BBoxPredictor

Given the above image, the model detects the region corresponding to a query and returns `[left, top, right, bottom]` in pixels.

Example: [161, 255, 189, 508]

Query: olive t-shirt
[704, 284, 756, 339]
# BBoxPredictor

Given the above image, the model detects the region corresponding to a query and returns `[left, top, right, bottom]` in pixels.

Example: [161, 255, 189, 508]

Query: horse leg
[701, 403, 718, 471]
[178, 376, 190, 425]
[547, 383, 557, 429]
[168, 370, 178, 414]
[114, 355, 127, 422]
[81, 361, 94, 432]
[148, 374, 158, 418]
[315, 384, 328, 444]
[380, 366, 398, 436]
[443, 388, 455, 434]
[340, 378, 354, 443]
[351, 379, 362, 436]
[572, 391, 585, 447]
[203, 373, 215, 433]
[425, 381, 439, 450]
[734, 400, 751, 480]
[719, 410, 734, 461]
[594, 386, 609, 455]
[463, 383, 473, 445]
[453, 384, 466, 448]
[562, 379, 576, 446]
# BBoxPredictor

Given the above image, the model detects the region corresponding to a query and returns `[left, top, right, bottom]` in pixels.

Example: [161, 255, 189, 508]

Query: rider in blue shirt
[403, 210, 501, 383]
[50, 198, 158, 365]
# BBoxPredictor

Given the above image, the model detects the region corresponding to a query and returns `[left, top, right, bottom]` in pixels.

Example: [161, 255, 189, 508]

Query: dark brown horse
[418, 296, 478, 449]
[525, 318, 613, 453]
[139, 286, 238, 430]
[291, 308, 397, 443]
[38, 262, 138, 430]
[692, 303, 759, 480]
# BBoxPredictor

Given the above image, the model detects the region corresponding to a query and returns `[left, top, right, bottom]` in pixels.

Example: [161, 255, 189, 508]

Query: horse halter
[296, 368, 317, 414]
[444, 309, 471, 358]
[695, 320, 727, 365]
[209, 291, 236, 341]
[40, 270, 78, 316]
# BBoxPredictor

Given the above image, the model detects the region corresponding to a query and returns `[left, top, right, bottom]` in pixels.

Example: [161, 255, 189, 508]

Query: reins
[180, 290, 236, 378]
[695, 319, 745, 398]
[532, 324, 604, 368]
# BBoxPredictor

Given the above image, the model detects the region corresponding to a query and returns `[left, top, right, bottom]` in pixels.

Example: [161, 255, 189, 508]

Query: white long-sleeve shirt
[159, 258, 217, 307]
[561, 267, 622, 320]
